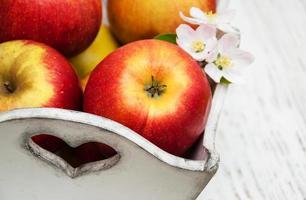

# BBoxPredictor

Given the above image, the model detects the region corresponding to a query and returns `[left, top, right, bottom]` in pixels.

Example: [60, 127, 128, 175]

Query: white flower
[204, 33, 254, 83]
[176, 24, 217, 61]
[179, 0, 236, 33]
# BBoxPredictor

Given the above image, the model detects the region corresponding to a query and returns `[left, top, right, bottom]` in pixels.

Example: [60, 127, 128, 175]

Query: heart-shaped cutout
[27, 134, 120, 178]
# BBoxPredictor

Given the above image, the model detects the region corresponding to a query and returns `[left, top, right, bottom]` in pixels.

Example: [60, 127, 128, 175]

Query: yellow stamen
[192, 41, 205, 53]
[215, 55, 232, 69]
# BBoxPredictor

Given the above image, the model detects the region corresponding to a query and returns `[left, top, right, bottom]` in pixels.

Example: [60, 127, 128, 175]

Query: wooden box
[0, 85, 227, 200]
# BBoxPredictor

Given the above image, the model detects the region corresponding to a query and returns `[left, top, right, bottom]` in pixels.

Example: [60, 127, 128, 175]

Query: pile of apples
[0, 0, 215, 157]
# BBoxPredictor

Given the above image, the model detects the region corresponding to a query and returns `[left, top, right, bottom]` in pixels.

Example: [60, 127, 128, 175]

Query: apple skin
[0, 0, 102, 57]
[80, 74, 90, 92]
[0, 40, 82, 111]
[107, 0, 216, 44]
[83, 40, 212, 156]
[70, 25, 119, 78]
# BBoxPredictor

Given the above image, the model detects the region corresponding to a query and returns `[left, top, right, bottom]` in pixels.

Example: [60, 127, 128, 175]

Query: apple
[83, 40, 212, 156]
[80, 74, 90, 92]
[0, 40, 82, 111]
[70, 25, 119, 78]
[0, 0, 102, 56]
[107, 0, 216, 43]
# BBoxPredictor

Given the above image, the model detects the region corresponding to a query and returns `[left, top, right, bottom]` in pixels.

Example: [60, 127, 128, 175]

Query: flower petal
[205, 38, 218, 53]
[222, 69, 245, 83]
[227, 49, 255, 67]
[189, 51, 208, 61]
[218, 33, 240, 53]
[190, 7, 207, 20]
[176, 24, 195, 42]
[195, 24, 217, 40]
[179, 12, 204, 25]
[176, 38, 190, 52]
[217, 24, 240, 34]
[206, 48, 218, 63]
[204, 63, 223, 82]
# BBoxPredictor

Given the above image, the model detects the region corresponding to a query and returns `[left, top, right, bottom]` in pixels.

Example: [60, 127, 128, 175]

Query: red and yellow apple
[83, 40, 212, 156]
[0, 40, 82, 111]
[0, 0, 102, 56]
[107, 0, 216, 43]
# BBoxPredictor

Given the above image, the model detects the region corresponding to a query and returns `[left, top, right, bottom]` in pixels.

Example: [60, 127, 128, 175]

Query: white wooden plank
[198, 0, 306, 199]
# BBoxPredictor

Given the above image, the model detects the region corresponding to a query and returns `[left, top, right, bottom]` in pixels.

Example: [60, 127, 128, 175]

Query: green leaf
[154, 34, 177, 44]
[220, 77, 232, 85]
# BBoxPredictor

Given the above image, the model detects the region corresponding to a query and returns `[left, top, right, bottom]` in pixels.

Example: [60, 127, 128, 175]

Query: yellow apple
[81, 74, 90, 92]
[70, 25, 119, 78]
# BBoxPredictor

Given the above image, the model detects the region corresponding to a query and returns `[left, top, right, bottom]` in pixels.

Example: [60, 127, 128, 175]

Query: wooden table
[198, 0, 306, 199]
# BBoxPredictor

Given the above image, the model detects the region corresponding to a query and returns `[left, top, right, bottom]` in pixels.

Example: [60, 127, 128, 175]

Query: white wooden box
[0, 84, 228, 200]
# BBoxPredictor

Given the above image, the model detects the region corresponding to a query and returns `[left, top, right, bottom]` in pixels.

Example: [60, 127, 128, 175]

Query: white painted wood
[198, 0, 306, 199]
[203, 84, 229, 173]
[0, 117, 213, 200]
[0, 107, 219, 172]
[27, 136, 120, 178]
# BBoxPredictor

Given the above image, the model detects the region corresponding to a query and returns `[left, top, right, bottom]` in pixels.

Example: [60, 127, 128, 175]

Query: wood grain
[198, 0, 306, 199]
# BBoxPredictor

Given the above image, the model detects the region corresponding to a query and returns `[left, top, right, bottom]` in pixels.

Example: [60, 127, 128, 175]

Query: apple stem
[145, 76, 167, 98]
[3, 81, 14, 93]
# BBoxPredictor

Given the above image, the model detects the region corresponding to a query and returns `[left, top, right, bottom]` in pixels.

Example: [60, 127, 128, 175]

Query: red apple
[0, 0, 102, 56]
[0, 40, 82, 111]
[83, 40, 212, 156]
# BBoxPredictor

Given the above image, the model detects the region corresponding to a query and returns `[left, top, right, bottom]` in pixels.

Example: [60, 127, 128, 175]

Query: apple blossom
[179, 0, 236, 33]
[204, 33, 254, 83]
[176, 24, 217, 61]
